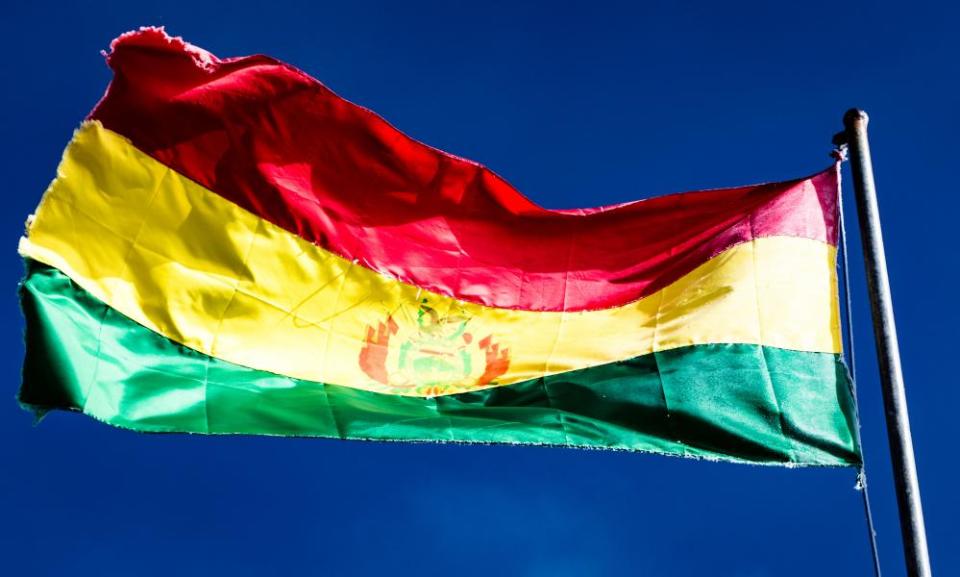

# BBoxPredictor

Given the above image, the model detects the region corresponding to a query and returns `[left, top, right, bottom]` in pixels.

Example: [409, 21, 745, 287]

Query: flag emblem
[360, 300, 510, 396]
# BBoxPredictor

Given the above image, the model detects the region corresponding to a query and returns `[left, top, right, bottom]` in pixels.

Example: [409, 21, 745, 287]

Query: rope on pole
[835, 144, 883, 577]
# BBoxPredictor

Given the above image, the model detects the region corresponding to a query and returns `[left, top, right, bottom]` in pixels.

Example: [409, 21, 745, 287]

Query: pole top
[844, 108, 870, 129]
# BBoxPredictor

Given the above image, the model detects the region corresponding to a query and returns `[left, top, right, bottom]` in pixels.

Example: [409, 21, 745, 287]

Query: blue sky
[1, 1, 956, 575]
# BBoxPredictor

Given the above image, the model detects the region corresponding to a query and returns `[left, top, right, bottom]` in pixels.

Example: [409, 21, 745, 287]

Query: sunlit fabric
[18, 28, 859, 466]
[22, 122, 843, 396]
[91, 28, 839, 312]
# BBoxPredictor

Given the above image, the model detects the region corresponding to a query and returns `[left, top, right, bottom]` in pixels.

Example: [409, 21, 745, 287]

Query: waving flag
[18, 28, 859, 465]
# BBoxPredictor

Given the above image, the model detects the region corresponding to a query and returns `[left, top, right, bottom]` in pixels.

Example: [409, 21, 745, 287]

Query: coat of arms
[359, 299, 510, 395]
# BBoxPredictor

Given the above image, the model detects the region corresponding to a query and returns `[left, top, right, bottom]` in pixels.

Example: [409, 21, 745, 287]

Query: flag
[18, 28, 859, 466]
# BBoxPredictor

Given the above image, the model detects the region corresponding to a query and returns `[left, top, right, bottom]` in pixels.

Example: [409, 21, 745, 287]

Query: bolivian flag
[18, 28, 859, 466]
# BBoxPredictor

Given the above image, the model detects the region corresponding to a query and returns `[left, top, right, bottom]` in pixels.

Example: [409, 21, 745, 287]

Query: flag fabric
[18, 28, 859, 466]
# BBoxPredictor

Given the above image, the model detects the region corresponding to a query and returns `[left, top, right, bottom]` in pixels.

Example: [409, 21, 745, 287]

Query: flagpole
[840, 108, 932, 577]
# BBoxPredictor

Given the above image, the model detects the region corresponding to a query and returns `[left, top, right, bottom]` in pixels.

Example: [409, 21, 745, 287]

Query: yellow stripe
[20, 122, 842, 397]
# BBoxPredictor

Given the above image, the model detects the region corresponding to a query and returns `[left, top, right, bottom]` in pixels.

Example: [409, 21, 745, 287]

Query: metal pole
[842, 108, 932, 577]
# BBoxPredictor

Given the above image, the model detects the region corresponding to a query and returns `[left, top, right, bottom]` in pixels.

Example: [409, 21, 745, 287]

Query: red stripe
[90, 28, 839, 312]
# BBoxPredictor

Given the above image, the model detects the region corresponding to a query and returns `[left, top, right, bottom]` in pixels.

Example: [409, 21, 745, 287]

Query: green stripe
[19, 260, 860, 466]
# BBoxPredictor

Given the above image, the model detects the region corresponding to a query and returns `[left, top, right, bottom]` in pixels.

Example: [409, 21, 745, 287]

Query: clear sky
[2, 1, 956, 576]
